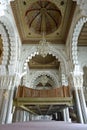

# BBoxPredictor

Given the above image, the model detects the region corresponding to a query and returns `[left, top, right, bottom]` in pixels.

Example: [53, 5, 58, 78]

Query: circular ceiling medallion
[25, 0, 62, 35]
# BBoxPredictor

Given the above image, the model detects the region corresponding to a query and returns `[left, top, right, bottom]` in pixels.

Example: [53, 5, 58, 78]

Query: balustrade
[16, 85, 71, 98]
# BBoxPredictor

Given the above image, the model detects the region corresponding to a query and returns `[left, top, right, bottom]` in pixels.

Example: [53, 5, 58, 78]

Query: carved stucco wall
[66, 0, 87, 69]
[25, 70, 60, 88]
[78, 47, 87, 101]
[71, 17, 87, 65]
[22, 44, 68, 73]
[0, 16, 16, 75]
[1, 0, 87, 88]
[0, 10, 22, 77]
[22, 44, 69, 87]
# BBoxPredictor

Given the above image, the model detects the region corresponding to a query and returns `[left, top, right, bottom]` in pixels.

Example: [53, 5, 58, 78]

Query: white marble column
[16, 109, 20, 122]
[1, 76, 15, 124]
[5, 88, 15, 123]
[0, 90, 9, 124]
[0, 90, 4, 109]
[78, 88, 87, 123]
[63, 109, 67, 122]
[26, 112, 30, 121]
[63, 108, 71, 122]
[61, 73, 71, 122]
[0, 76, 15, 124]
[19, 110, 24, 122]
[74, 87, 84, 123]
[65, 108, 71, 122]
[71, 65, 85, 123]
[29, 114, 32, 121]
[23, 111, 26, 122]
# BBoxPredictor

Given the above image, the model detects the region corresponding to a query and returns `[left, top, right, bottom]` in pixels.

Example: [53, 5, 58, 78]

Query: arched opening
[77, 20, 87, 105]
[13, 50, 71, 122]
[22, 53, 62, 88]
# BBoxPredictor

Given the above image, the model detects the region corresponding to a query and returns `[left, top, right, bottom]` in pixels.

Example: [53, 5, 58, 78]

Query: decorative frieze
[22, 45, 68, 75]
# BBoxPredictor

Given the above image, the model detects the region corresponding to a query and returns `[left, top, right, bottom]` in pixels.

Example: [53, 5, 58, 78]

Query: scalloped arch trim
[30, 71, 59, 88]
[72, 17, 87, 65]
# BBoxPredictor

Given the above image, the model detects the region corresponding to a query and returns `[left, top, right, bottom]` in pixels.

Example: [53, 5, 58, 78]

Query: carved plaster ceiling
[11, 0, 76, 44]
[25, 1, 62, 35]
[28, 54, 60, 69]
[78, 22, 87, 46]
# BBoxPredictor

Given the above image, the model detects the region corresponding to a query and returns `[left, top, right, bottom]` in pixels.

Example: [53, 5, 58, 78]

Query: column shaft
[78, 89, 87, 123]
[5, 88, 14, 123]
[74, 88, 84, 123]
[0, 90, 9, 124]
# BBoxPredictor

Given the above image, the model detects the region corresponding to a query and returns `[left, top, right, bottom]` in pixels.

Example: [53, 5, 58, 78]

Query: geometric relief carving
[72, 17, 87, 65]
[30, 71, 59, 88]
[0, 15, 17, 75]
[22, 45, 67, 86]
[23, 45, 67, 75]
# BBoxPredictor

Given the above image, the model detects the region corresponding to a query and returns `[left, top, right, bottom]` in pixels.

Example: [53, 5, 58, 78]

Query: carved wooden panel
[16, 85, 70, 98]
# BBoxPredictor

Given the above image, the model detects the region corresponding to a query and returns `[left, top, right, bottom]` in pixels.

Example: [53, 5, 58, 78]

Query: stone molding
[22, 45, 68, 86]
[0, 14, 19, 75]
[0, 75, 15, 90]
[72, 17, 87, 65]
[27, 71, 60, 88]
[0, 23, 9, 66]
[22, 45, 68, 75]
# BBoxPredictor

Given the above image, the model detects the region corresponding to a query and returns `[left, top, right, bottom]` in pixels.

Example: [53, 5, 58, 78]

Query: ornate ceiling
[25, 0, 62, 35]
[11, 0, 76, 44]
[29, 54, 60, 69]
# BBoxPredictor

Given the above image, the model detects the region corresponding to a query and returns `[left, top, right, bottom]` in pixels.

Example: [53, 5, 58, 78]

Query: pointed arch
[71, 17, 87, 65]
[22, 45, 68, 75]
[29, 71, 59, 88]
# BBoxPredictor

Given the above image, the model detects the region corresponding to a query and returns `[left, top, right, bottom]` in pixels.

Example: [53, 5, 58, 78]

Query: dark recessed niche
[57, 32, 59, 35]
[23, 1, 26, 5]
[28, 33, 31, 35]
[0, 49, 2, 56]
[60, 1, 64, 6]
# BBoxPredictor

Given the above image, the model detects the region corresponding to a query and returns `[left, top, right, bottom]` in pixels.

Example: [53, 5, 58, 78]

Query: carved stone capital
[71, 65, 83, 89]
